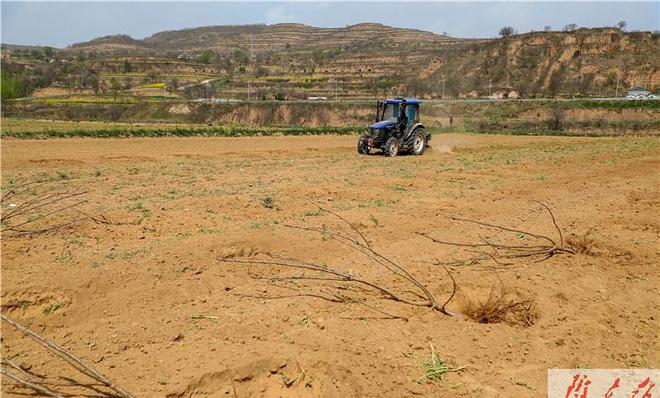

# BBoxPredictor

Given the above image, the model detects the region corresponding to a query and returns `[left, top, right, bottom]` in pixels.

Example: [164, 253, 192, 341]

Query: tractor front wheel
[384, 137, 400, 157]
[411, 129, 426, 155]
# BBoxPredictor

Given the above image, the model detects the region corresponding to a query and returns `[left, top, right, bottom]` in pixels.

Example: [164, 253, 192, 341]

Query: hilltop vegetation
[2, 23, 658, 102]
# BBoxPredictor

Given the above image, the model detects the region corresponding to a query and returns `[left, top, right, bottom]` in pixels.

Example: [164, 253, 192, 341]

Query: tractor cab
[377, 98, 420, 127]
[358, 98, 430, 156]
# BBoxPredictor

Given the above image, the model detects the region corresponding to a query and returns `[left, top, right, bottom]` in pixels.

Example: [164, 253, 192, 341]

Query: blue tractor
[357, 98, 430, 156]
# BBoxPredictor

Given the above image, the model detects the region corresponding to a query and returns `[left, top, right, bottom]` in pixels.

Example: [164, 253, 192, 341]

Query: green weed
[191, 314, 219, 322]
[106, 249, 140, 260]
[248, 219, 278, 229]
[4, 125, 361, 139]
[198, 227, 223, 234]
[421, 346, 466, 382]
[303, 209, 322, 217]
[262, 196, 274, 209]
[43, 303, 65, 314]
[56, 249, 73, 264]
[55, 170, 69, 180]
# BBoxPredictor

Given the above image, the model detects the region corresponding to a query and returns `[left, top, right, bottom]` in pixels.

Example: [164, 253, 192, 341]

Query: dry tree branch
[236, 292, 347, 303]
[439, 264, 458, 315]
[220, 209, 460, 317]
[536, 200, 564, 246]
[225, 257, 430, 308]
[1, 314, 136, 398]
[319, 207, 373, 249]
[1, 358, 46, 382]
[285, 214, 442, 308]
[1, 181, 93, 237]
[417, 202, 576, 266]
[353, 301, 409, 321]
[1, 368, 66, 398]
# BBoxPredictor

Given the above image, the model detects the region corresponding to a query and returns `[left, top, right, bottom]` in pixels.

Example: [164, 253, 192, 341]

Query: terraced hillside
[2, 24, 658, 101]
[141, 23, 464, 52]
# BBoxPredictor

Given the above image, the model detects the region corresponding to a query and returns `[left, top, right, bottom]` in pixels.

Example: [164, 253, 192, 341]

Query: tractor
[357, 98, 430, 156]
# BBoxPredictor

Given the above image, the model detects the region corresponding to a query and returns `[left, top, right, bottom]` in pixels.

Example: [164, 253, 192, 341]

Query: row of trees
[499, 21, 628, 37]
[10, 46, 56, 60]
[192, 47, 345, 77]
[1, 58, 106, 99]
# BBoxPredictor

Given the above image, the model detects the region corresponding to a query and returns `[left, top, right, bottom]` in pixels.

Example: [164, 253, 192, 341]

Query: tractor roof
[384, 98, 422, 105]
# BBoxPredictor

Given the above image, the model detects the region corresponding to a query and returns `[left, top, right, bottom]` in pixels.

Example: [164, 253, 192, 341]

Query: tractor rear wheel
[357, 134, 370, 155]
[384, 137, 400, 157]
[411, 129, 426, 155]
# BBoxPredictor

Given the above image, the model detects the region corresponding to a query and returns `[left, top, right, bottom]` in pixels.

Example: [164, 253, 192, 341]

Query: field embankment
[2, 99, 658, 138]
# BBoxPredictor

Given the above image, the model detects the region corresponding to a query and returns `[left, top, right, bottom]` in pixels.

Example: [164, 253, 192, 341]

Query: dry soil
[1, 134, 658, 397]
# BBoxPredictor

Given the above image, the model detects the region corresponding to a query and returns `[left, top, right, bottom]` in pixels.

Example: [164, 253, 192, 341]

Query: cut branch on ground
[1, 181, 92, 237]
[417, 202, 582, 266]
[1, 314, 136, 398]
[220, 208, 459, 317]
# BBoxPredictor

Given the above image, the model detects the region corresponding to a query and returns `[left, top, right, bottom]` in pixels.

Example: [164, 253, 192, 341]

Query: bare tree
[184, 86, 194, 102]
[548, 65, 566, 98]
[255, 65, 269, 77]
[109, 77, 121, 100]
[123, 76, 133, 91]
[548, 107, 565, 131]
[563, 24, 578, 32]
[617, 20, 627, 31]
[499, 26, 515, 38]
[168, 77, 179, 92]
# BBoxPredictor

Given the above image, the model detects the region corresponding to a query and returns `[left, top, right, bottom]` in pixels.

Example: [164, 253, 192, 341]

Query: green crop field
[1, 118, 361, 138]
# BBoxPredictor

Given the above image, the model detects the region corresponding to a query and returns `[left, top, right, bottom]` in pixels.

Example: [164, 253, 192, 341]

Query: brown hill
[70, 23, 462, 53]
[70, 34, 150, 51]
[66, 24, 658, 97]
[4, 24, 658, 100]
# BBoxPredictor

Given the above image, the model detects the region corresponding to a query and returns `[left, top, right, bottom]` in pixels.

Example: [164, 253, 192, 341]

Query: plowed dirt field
[2, 134, 658, 397]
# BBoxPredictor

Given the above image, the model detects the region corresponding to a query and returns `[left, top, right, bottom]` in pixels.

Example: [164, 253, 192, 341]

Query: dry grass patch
[565, 233, 598, 255]
[463, 289, 538, 327]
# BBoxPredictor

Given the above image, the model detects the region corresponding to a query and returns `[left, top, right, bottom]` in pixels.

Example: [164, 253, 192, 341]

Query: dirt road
[2, 134, 658, 397]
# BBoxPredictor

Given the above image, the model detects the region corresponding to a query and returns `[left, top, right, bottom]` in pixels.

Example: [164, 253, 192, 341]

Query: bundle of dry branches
[463, 288, 538, 327]
[417, 202, 577, 266]
[1, 181, 91, 237]
[221, 208, 459, 317]
[1, 314, 135, 398]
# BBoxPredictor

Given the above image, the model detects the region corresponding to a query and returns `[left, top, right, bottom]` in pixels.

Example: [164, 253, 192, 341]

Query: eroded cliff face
[424, 28, 659, 97]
